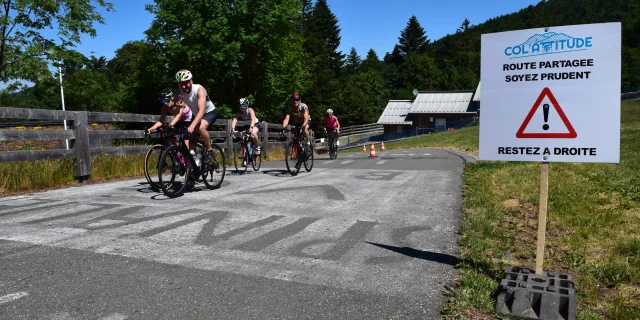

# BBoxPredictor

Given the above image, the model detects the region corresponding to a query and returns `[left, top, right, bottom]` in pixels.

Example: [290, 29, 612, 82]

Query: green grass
[438, 99, 640, 319]
[0, 145, 288, 196]
[341, 124, 479, 154]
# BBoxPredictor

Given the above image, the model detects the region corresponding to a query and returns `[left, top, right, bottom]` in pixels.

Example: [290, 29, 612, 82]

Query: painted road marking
[0, 292, 28, 305]
[390, 154, 404, 156]
[0, 167, 459, 297]
[424, 153, 431, 156]
[376, 160, 386, 165]
[340, 160, 354, 164]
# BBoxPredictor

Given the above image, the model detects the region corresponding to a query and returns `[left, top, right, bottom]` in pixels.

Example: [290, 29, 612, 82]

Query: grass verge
[0, 145, 287, 196]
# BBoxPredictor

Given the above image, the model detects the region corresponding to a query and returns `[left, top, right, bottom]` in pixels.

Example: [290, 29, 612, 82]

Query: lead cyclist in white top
[174, 69, 217, 164]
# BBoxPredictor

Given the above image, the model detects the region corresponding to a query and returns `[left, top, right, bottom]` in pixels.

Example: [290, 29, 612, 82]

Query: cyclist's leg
[200, 110, 217, 162]
[303, 121, 311, 145]
[199, 110, 216, 151]
[251, 124, 260, 154]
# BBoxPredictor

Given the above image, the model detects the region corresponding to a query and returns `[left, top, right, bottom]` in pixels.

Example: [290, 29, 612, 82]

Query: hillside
[430, 0, 640, 89]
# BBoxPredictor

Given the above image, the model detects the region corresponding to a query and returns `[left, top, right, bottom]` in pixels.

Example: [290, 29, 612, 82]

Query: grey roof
[472, 81, 481, 101]
[408, 91, 475, 113]
[377, 100, 413, 125]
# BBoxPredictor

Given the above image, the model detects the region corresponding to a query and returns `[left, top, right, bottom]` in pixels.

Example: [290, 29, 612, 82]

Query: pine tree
[305, 0, 345, 74]
[361, 48, 382, 72]
[398, 15, 429, 55]
[345, 47, 361, 73]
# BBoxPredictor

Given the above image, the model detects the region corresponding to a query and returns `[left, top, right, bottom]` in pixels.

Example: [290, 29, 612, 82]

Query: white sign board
[479, 22, 621, 163]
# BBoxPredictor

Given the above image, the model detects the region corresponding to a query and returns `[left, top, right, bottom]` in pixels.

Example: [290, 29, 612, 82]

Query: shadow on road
[261, 169, 290, 177]
[365, 242, 460, 266]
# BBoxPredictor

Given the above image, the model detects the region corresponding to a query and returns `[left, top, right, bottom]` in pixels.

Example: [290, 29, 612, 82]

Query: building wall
[383, 124, 411, 134]
[409, 113, 477, 129]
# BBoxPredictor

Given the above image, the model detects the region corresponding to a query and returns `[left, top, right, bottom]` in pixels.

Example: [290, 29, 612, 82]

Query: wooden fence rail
[0, 107, 314, 181]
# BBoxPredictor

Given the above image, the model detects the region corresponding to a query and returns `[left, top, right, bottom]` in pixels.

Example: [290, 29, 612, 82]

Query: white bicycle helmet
[239, 97, 249, 108]
[326, 109, 333, 114]
[175, 69, 193, 82]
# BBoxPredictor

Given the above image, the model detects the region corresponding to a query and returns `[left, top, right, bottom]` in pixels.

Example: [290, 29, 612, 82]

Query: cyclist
[174, 69, 217, 163]
[281, 92, 311, 147]
[147, 89, 193, 147]
[230, 97, 261, 166]
[323, 109, 340, 139]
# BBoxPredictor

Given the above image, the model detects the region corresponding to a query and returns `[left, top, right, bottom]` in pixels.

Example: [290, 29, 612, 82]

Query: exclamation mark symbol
[542, 103, 550, 130]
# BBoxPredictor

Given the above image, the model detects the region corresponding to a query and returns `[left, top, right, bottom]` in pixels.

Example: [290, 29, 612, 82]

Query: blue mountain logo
[505, 32, 592, 58]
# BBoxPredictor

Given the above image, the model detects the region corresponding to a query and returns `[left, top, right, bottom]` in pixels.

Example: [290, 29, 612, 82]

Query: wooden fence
[0, 107, 313, 181]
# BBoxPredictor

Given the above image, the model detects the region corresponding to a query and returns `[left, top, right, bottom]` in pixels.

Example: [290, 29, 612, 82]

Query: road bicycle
[326, 130, 338, 160]
[232, 127, 262, 174]
[157, 127, 226, 198]
[283, 126, 314, 176]
[143, 124, 206, 191]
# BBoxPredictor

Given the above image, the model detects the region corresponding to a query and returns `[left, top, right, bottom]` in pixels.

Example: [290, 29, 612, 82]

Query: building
[472, 81, 481, 116]
[376, 85, 481, 133]
[407, 90, 478, 130]
[376, 100, 413, 134]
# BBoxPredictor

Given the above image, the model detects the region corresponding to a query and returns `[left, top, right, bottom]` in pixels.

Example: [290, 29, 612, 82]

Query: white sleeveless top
[178, 84, 215, 115]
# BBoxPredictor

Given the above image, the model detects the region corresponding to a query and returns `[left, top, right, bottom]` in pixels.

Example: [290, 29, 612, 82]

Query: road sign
[516, 87, 577, 139]
[479, 22, 621, 163]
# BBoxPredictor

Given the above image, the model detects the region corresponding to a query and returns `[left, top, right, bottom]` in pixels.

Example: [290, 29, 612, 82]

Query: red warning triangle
[516, 87, 577, 138]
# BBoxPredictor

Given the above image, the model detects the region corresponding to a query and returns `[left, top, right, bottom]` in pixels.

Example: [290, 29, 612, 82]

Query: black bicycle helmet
[158, 89, 173, 100]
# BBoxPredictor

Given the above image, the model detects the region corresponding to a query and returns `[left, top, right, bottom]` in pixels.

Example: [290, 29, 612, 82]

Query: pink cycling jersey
[325, 115, 338, 129]
[169, 105, 192, 122]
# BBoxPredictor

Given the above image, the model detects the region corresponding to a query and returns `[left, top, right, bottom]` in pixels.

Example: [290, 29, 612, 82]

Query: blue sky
[73, 0, 543, 61]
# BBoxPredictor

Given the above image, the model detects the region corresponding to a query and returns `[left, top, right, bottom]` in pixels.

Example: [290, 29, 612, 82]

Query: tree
[305, 0, 345, 74]
[457, 18, 473, 33]
[344, 47, 361, 73]
[0, 0, 114, 88]
[361, 48, 382, 72]
[397, 15, 428, 55]
[145, 0, 308, 121]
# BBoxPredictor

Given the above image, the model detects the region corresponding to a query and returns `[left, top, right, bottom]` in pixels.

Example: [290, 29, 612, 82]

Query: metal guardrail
[339, 123, 383, 137]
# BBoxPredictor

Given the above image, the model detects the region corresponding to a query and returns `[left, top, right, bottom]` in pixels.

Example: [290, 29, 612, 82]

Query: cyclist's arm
[231, 113, 239, 131]
[149, 106, 168, 131]
[282, 114, 290, 129]
[168, 105, 184, 128]
[302, 111, 309, 127]
[335, 116, 340, 130]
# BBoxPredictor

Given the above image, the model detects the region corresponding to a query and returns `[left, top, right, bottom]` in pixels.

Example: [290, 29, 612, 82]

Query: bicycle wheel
[304, 142, 314, 172]
[332, 138, 338, 160]
[144, 144, 165, 191]
[201, 144, 226, 189]
[234, 143, 248, 175]
[194, 143, 205, 184]
[252, 149, 262, 171]
[285, 141, 300, 176]
[158, 145, 191, 198]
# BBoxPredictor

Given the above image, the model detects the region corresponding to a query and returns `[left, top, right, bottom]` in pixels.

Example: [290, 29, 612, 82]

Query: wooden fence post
[73, 111, 91, 182]
[262, 121, 269, 158]
[226, 119, 233, 160]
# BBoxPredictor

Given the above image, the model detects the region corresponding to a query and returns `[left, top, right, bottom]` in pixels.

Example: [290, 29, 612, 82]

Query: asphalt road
[0, 147, 474, 320]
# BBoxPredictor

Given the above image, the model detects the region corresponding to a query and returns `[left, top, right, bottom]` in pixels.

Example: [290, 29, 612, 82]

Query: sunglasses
[178, 81, 190, 86]
[160, 98, 171, 104]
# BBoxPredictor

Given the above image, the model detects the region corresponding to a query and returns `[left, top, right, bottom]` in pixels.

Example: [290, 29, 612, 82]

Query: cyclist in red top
[323, 109, 340, 138]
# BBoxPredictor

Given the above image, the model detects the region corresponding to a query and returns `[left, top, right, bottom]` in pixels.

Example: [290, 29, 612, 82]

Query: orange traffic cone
[381, 141, 386, 151]
[369, 143, 377, 157]
[363, 144, 367, 152]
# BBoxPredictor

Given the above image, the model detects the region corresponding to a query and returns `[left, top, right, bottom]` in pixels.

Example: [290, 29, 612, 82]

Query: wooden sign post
[535, 161, 549, 274]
